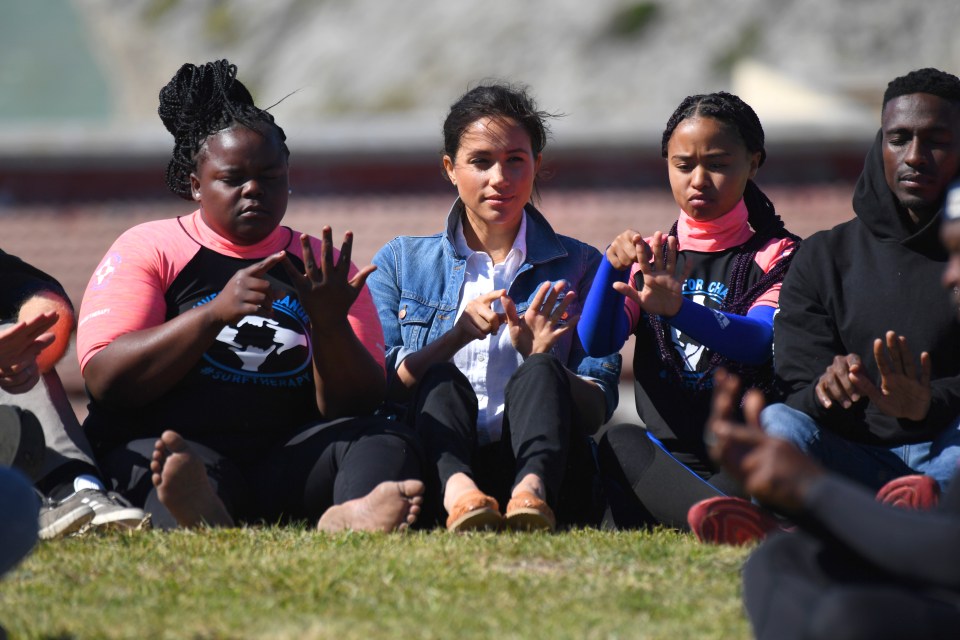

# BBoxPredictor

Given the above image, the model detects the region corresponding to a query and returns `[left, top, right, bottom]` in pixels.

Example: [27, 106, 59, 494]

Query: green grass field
[0, 527, 751, 639]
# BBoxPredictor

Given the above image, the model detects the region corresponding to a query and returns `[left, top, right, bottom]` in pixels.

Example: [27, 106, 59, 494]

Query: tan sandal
[446, 489, 502, 532]
[505, 491, 556, 532]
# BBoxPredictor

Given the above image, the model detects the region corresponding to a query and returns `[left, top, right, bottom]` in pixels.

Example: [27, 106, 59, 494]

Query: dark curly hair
[648, 92, 800, 394]
[883, 68, 960, 107]
[157, 59, 289, 200]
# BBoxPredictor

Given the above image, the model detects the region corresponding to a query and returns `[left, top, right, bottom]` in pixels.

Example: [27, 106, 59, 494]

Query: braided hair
[649, 92, 800, 393]
[158, 59, 289, 200]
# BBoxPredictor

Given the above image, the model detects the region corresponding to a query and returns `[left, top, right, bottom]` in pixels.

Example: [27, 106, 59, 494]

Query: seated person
[764, 68, 960, 498]
[367, 83, 620, 531]
[76, 59, 423, 531]
[577, 91, 798, 534]
[708, 368, 960, 640]
[1, 248, 146, 538]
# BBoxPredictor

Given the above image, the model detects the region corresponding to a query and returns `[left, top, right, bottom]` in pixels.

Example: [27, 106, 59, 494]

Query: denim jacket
[367, 199, 621, 420]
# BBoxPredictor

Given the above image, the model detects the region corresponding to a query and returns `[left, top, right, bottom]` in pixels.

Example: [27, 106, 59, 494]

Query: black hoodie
[774, 131, 960, 445]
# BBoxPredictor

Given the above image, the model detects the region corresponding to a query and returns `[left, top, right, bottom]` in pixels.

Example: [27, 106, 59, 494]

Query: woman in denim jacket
[367, 84, 620, 532]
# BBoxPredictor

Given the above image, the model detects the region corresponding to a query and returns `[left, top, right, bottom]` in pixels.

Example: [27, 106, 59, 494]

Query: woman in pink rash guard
[76, 59, 423, 532]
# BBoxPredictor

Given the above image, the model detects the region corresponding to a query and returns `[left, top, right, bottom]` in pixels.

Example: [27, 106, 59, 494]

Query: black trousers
[409, 354, 602, 528]
[743, 531, 960, 640]
[597, 423, 742, 530]
[99, 415, 423, 529]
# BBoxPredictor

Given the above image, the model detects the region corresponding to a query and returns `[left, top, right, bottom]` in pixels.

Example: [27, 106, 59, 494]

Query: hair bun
[158, 59, 285, 200]
[157, 59, 251, 137]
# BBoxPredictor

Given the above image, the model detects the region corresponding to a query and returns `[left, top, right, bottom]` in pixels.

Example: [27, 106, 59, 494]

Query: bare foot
[317, 480, 425, 533]
[151, 430, 234, 528]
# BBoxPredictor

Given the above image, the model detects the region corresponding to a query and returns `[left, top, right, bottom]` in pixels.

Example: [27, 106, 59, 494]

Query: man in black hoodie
[763, 68, 960, 497]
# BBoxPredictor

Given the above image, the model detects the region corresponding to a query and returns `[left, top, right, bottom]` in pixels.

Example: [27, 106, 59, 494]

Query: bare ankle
[512, 473, 546, 501]
[443, 473, 480, 513]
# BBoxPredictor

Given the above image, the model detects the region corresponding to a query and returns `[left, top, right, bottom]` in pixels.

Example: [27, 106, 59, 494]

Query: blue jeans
[760, 403, 960, 491]
[0, 466, 38, 577]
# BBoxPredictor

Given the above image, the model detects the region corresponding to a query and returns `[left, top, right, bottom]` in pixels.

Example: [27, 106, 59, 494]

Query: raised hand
[851, 331, 932, 421]
[502, 280, 577, 358]
[708, 369, 823, 512]
[452, 289, 507, 344]
[209, 251, 286, 326]
[606, 229, 648, 271]
[612, 231, 689, 317]
[0, 312, 58, 393]
[706, 369, 765, 478]
[282, 227, 376, 332]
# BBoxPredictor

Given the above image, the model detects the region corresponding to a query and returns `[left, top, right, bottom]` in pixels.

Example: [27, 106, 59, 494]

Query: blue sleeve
[577, 256, 632, 357]
[367, 242, 405, 375]
[668, 300, 775, 365]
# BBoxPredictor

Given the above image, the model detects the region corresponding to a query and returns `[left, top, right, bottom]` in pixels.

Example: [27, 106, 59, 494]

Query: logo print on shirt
[92, 253, 121, 289]
[672, 279, 727, 377]
[196, 294, 312, 379]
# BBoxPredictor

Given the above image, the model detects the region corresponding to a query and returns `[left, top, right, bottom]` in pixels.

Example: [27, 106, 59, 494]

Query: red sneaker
[687, 496, 785, 546]
[875, 475, 940, 510]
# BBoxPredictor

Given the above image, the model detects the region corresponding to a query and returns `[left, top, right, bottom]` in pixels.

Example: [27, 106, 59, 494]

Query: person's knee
[418, 362, 472, 395]
[355, 417, 425, 471]
[807, 590, 887, 640]
[412, 362, 474, 406]
[759, 403, 820, 448]
[599, 425, 655, 470]
[507, 352, 564, 392]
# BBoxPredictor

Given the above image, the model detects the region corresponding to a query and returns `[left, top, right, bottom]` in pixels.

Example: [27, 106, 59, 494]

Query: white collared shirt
[452, 212, 528, 444]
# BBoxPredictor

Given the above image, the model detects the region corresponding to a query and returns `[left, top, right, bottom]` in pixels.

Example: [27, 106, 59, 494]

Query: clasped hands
[453, 280, 577, 358]
[815, 331, 932, 421]
[607, 229, 692, 317]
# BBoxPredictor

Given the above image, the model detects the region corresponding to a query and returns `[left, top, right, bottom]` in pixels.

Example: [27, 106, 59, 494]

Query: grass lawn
[0, 527, 751, 639]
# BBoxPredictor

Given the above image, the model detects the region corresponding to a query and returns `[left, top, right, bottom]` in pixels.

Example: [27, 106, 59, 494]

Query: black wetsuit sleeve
[801, 472, 960, 590]
[0, 249, 70, 320]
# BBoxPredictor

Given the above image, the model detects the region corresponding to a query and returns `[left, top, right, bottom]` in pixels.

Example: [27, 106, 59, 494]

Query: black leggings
[99, 415, 423, 529]
[410, 354, 601, 527]
[598, 423, 743, 530]
[744, 531, 960, 640]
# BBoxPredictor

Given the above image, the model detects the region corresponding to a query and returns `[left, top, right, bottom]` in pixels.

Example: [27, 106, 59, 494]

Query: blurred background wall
[1, 0, 958, 417]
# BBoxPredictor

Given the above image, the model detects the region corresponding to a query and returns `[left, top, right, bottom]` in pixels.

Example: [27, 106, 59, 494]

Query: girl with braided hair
[578, 91, 800, 541]
[77, 60, 424, 531]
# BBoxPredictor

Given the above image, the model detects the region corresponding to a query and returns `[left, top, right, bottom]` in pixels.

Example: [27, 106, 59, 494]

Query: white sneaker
[37, 493, 95, 540]
[63, 489, 150, 530]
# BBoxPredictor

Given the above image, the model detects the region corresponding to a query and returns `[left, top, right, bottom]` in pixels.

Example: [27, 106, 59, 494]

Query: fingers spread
[709, 369, 740, 423]
[612, 281, 642, 305]
[349, 264, 377, 290]
[338, 230, 355, 276]
[501, 295, 520, 326]
[742, 389, 766, 430]
[250, 251, 286, 277]
[550, 291, 575, 324]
